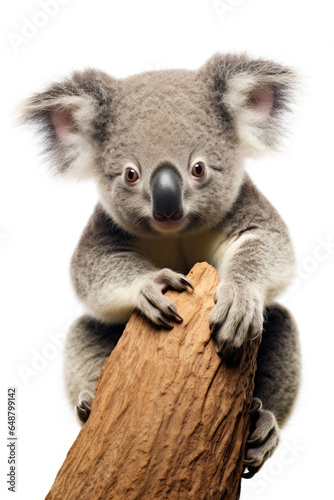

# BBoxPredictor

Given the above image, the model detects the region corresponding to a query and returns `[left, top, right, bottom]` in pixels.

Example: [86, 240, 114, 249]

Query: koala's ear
[199, 53, 298, 157]
[21, 69, 116, 179]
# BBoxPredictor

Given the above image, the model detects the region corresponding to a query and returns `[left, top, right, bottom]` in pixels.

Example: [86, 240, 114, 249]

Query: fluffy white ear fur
[23, 94, 97, 181]
[20, 68, 115, 180]
[49, 96, 97, 180]
[225, 73, 294, 157]
[202, 54, 297, 157]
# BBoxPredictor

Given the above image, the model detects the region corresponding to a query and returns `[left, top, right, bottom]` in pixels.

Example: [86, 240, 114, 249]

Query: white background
[1, 0, 333, 498]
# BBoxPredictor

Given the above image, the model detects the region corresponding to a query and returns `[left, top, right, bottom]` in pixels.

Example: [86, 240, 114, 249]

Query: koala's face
[96, 70, 244, 237]
[23, 54, 296, 237]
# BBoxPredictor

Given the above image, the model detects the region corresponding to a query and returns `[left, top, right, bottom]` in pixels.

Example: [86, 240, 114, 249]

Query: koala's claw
[179, 277, 194, 290]
[242, 398, 279, 479]
[76, 390, 94, 424]
[209, 282, 263, 353]
[212, 339, 242, 364]
[226, 345, 243, 364]
[157, 316, 174, 330]
[250, 397, 263, 413]
[168, 306, 183, 322]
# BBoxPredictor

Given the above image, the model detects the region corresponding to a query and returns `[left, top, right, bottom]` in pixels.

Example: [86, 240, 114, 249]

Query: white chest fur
[134, 228, 236, 275]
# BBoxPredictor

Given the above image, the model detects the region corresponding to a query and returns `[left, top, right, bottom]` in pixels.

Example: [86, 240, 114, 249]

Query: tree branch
[46, 262, 260, 500]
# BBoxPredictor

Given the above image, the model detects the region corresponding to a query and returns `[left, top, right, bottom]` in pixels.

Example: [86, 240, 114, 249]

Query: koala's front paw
[137, 268, 194, 329]
[242, 398, 280, 478]
[209, 282, 263, 355]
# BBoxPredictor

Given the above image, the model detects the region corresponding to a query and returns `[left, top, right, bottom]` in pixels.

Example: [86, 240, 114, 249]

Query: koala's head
[22, 53, 296, 237]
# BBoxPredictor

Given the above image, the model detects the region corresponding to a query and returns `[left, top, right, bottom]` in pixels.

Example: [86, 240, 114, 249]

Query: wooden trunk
[46, 262, 260, 499]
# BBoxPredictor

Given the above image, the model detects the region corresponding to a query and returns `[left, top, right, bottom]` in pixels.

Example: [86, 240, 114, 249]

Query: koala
[22, 53, 300, 478]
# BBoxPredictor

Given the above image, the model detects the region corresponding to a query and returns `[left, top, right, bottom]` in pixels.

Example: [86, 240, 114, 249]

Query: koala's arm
[218, 175, 295, 300]
[71, 205, 191, 325]
[210, 175, 295, 351]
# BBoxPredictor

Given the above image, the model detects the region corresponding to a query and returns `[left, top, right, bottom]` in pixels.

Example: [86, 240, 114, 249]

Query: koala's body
[23, 53, 300, 477]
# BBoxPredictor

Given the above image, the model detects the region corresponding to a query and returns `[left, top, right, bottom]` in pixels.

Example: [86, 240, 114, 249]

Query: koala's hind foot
[242, 304, 300, 478]
[243, 397, 279, 478]
[64, 315, 124, 424]
[76, 390, 94, 424]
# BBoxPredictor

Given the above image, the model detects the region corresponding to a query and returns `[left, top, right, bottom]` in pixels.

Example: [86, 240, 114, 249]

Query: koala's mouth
[151, 218, 186, 233]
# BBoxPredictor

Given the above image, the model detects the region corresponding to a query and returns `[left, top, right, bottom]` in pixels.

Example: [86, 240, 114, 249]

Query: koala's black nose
[151, 164, 183, 222]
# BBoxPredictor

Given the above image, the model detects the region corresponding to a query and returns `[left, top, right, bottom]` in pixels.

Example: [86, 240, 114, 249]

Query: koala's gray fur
[22, 53, 300, 477]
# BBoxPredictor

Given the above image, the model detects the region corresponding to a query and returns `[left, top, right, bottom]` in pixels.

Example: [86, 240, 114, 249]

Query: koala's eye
[191, 161, 206, 179]
[125, 168, 138, 182]
[124, 165, 140, 185]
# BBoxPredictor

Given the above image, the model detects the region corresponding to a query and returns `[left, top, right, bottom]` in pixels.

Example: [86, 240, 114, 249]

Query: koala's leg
[63, 315, 124, 423]
[243, 303, 300, 478]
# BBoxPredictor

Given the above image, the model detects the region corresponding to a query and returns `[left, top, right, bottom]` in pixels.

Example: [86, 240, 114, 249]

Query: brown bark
[46, 262, 260, 500]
